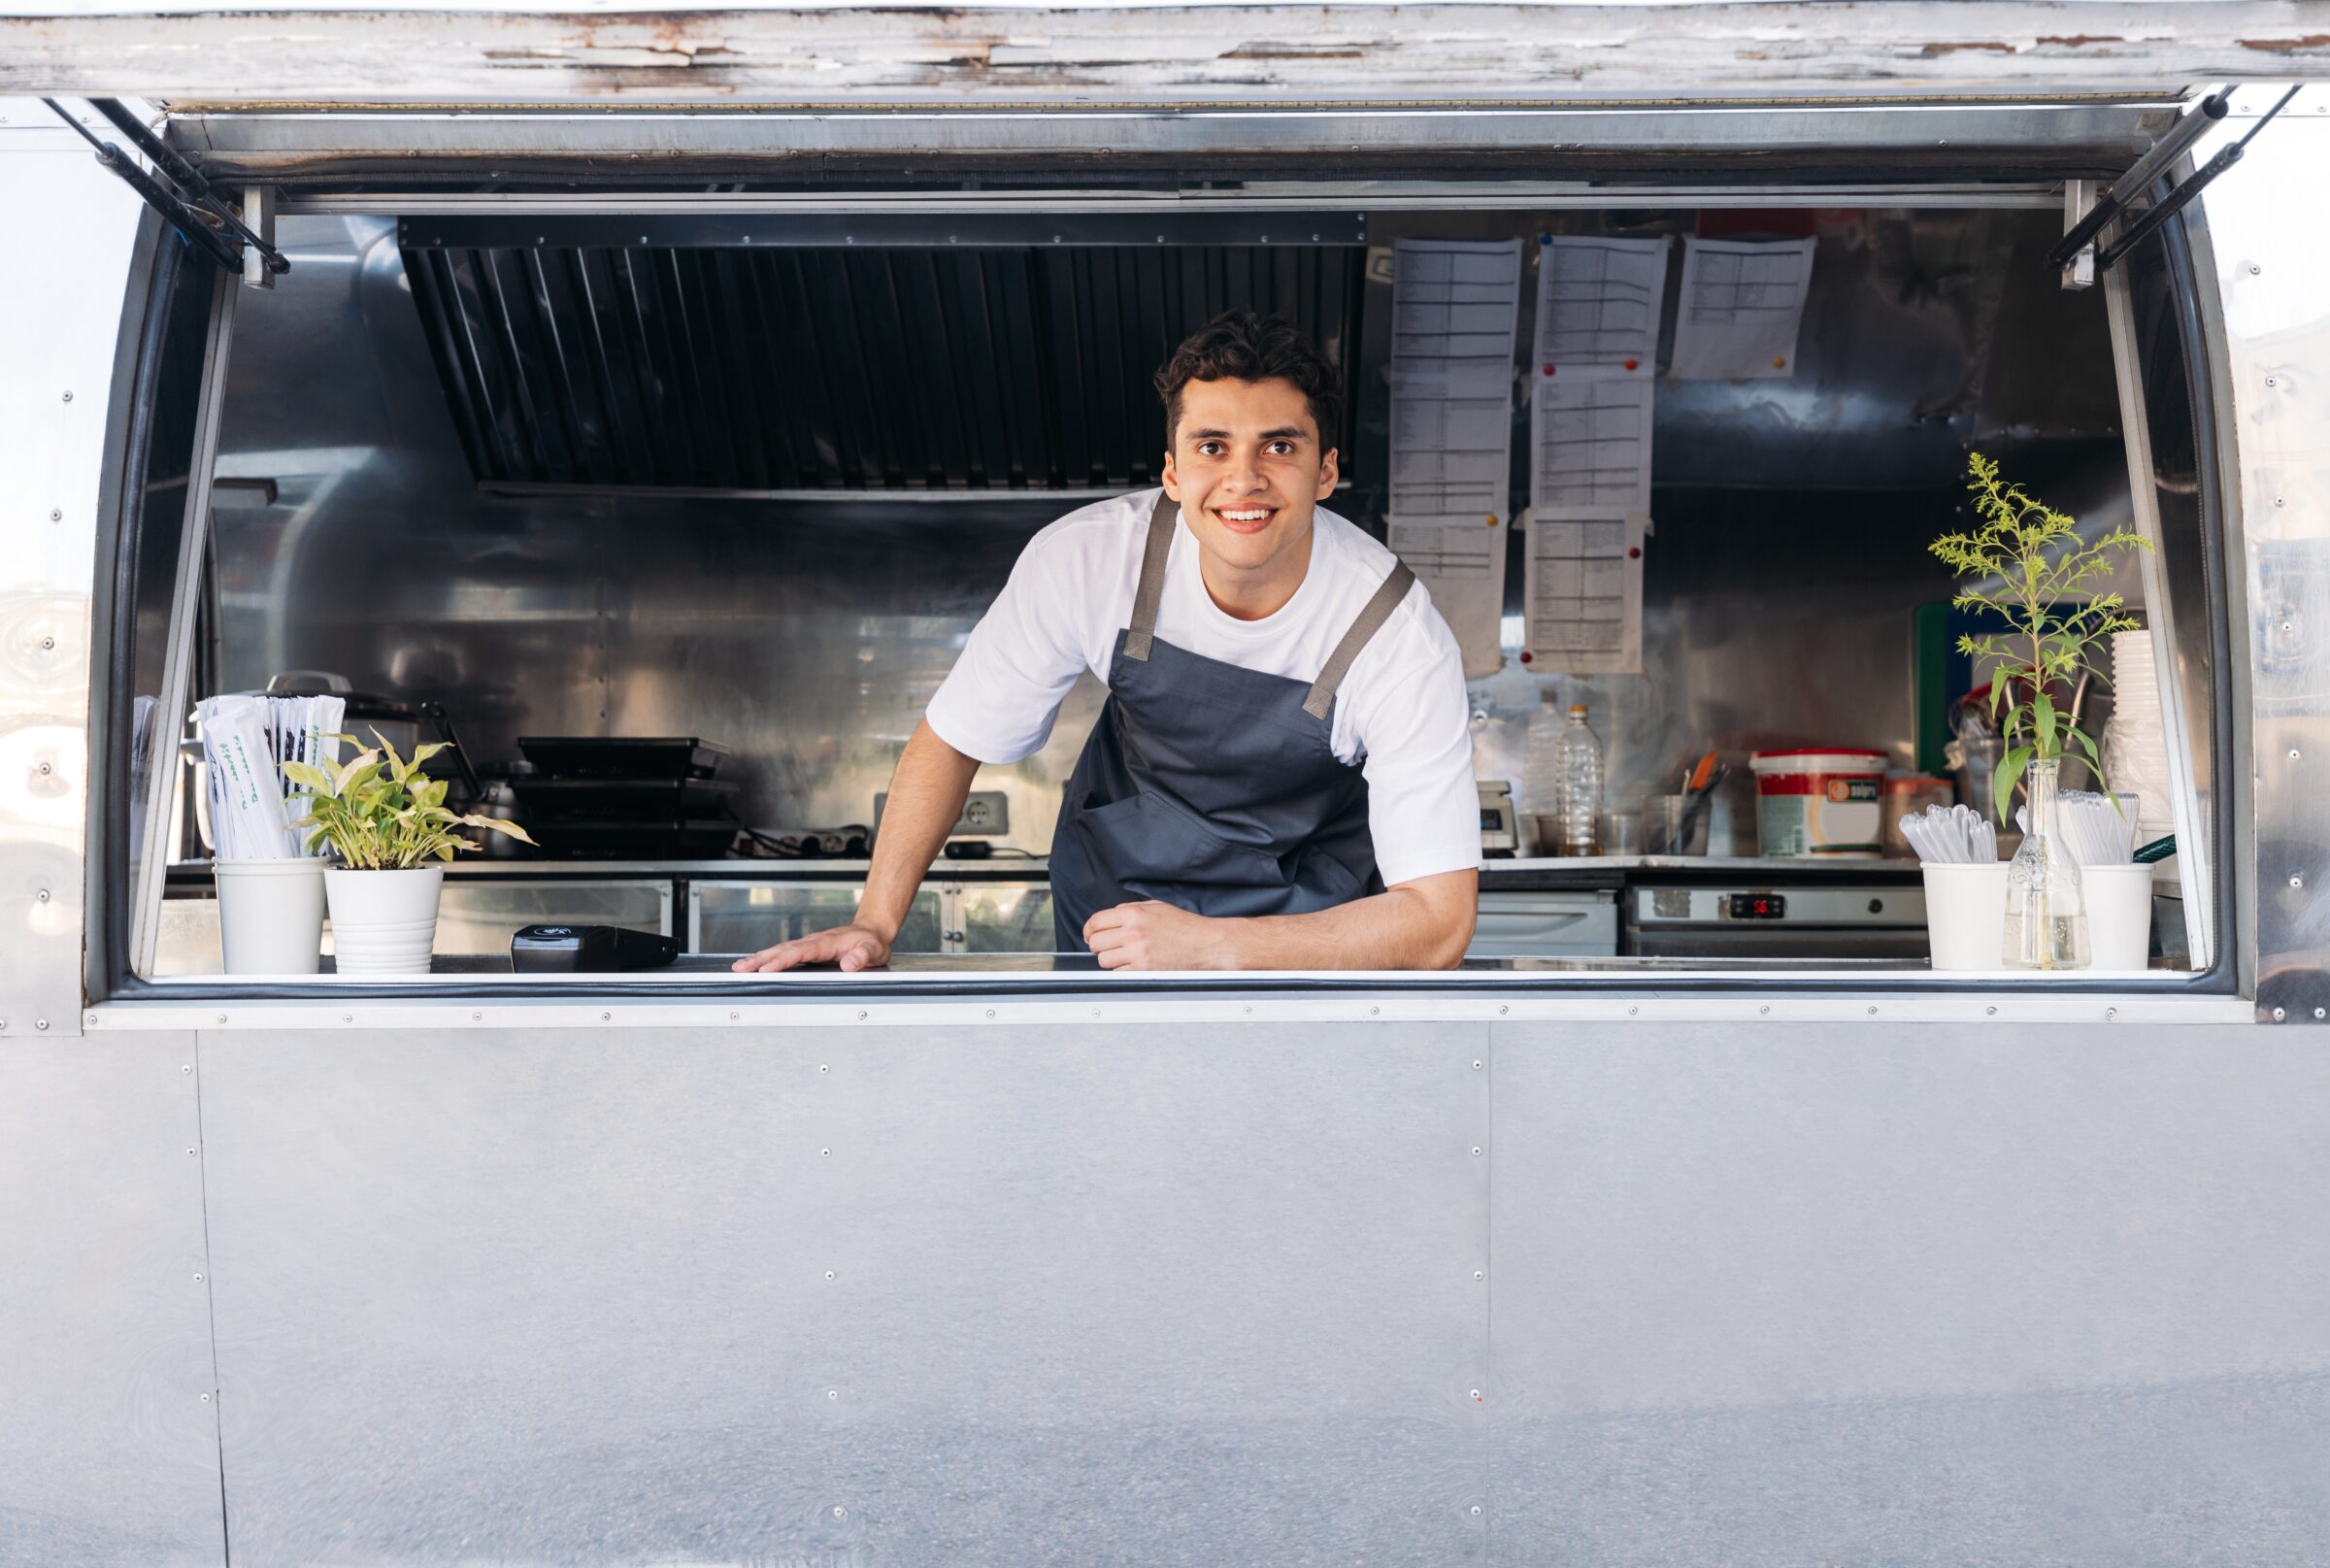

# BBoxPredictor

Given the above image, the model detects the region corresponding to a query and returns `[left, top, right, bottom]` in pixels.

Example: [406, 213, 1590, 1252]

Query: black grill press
[400, 214, 1366, 494]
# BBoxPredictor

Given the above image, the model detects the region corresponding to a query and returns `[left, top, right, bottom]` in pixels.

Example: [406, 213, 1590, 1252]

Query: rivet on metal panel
[1312, 233, 1321, 242]
[216, 1014, 226, 1024]
[818, 1064, 829, 1074]
[1471, 1505, 1483, 1517]
[2267, 377, 2278, 386]
[41, 636, 53, 651]
[2315, 1008, 2326, 1020]
[35, 1019, 48, 1030]
[1497, 1005, 1508, 1015]
[2107, 1008, 2118, 1021]
[833, 1507, 847, 1519]
[730, 1012, 740, 1021]
[1627, 1005, 1638, 1016]
[2273, 1007, 2287, 1021]
[601, 1012, 612, 1021]
[2277, 496, 2286, 506]
[49, 509, 60, 521]
[820, 1148, 831, 1157]
[36, 888, 49, 901]
[985, 1009, 996, 1019]
[1868, 1005, 1879, 1016]
[343, 1014, 352, 1023]
[38, 761, 50, 775]
[1470, 1388, 1483, 1402]
[200, 1393, 210, 1402]
[182, 1065, 191, 1074]
[1759, 1004, 1771, 1015]
[1471, 1059, 1482, 1070]
[1369, 1005, 1380, 1016]
[1474, 1269, 1484, 1281]
[856, 1010, 866, 1020]
[824, 1270, 835, 1280]
[472, 1012, 482, 1021]
[2291, 874, 2305, 888]
[2293, 750, 2303, 760]
[186, 1148, 196, 1156]
[827, 1388, 838, 1399]
[193, 1273, 202, 1282]
[2283, 622, 2293, 633]
[1260, 234, 1270, 243]
[1471, 1146, 1482, 1157]
[1986, 1006, 1998, 1016]
[61, 390, 72, 401]
[2251, 263, 2263, 274]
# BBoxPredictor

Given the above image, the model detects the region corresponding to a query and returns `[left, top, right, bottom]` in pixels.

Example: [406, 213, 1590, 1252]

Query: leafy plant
[284, 730, 533, 869]
[1929, 452, 2151, 820]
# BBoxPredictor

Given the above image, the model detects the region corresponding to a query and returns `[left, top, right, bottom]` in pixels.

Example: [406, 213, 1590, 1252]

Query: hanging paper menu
[1533, 235, 1670, 370]
[1523, 513, 1645, 676]
[1669, 236, 1817, 381]
[1389, 516, 1507, 681]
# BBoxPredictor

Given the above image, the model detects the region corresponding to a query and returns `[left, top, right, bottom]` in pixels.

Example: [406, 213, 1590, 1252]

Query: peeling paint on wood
[0, 2, 2324, 104]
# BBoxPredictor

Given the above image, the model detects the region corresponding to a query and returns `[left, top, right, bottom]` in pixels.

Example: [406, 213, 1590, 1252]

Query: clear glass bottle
[1552, 705, 1603, 857]
[2003, 756, 2091, 970]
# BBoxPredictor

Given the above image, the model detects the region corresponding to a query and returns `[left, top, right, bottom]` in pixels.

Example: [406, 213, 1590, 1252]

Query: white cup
[214, 858, 326, 975]
[1921, 861, 2009, 970]
[2080, 862, 2155, 972]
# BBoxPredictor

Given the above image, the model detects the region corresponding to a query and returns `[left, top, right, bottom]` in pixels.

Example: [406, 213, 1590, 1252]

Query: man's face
[1160, 376, 1340, 578]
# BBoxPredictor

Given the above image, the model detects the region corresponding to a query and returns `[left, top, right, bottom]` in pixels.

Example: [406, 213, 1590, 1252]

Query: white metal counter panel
[1484, 1019, 2330, 1563]
[196, 1022, 1492, 1563]
[0, 1034, 223, 1568]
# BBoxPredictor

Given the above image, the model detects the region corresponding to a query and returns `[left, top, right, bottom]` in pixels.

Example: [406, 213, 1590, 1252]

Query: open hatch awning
[5, 1, 2330, 115]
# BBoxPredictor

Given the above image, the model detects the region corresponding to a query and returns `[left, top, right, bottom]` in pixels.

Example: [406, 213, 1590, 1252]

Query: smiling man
[737, 312, 1479, 972]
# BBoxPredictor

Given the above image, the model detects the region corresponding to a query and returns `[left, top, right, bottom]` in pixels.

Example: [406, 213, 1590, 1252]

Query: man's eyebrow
[1184, 426, 1309, 440]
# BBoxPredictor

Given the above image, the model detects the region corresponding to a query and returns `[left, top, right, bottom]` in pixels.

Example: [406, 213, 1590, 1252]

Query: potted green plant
[285, 733, 534, 976]
[1929, 451, 2150, 970]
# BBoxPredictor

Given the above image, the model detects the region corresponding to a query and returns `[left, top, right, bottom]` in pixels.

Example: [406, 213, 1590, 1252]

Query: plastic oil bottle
[1552, 704, 1604, 856]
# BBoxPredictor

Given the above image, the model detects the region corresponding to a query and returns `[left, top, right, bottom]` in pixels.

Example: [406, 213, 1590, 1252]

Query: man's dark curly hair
[1153, 311, 1342, 454]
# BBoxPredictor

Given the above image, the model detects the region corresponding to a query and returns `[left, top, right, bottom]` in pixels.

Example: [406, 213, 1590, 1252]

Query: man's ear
[1161, 450, 1181, 500]
[1315, 446, 1340, 499]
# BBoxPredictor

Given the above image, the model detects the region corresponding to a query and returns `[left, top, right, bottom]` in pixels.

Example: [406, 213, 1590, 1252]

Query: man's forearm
[857, 720, 981, 939]
[1221, 872, 1478, 970]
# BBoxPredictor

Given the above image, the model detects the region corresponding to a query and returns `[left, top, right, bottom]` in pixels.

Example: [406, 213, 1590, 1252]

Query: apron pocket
[1077, 789, 1285, 893]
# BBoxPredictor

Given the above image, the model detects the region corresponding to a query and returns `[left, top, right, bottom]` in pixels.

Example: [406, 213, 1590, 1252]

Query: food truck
[3, 6, 2327, 1559]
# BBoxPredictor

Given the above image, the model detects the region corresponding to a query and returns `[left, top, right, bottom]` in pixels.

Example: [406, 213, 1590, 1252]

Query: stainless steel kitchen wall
[208, 208, 2130, 853]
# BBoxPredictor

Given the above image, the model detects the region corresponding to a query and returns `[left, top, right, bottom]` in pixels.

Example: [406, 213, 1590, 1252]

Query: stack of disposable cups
[195, 693, 343, 975]
[2101, 630, 2177, 887]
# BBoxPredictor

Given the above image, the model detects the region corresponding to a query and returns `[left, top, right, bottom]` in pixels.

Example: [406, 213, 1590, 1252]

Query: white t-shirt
[925, 489, 1481, 887]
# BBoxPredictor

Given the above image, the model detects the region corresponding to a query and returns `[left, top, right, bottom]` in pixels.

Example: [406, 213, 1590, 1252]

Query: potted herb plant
[285, 733, 534, 976]
[1929, 452, 2150, 970]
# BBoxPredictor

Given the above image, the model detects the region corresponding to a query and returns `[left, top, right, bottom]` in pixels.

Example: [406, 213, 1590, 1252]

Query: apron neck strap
[1302, 561, 1416, 719]
[1122, 489, 1179, 661]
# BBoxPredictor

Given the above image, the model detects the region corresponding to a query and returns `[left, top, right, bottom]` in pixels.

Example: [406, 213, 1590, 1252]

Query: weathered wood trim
[1, 3, 2327, 106]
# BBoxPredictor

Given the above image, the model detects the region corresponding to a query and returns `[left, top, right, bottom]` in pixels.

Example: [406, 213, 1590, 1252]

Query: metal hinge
[41, 97, 287, 284]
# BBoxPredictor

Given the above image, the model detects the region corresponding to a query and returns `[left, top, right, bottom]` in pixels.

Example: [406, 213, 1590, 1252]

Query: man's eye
[1267, 441, 1295, 456]
[1198, 442, 1224, 457]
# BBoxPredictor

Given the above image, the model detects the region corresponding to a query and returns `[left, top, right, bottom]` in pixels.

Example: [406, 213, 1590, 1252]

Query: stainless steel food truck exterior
[4, 12, 2330, 1563]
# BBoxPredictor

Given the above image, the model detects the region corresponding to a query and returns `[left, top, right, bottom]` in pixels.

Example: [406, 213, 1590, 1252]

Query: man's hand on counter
[1082, 900, 1239, 970]
[732, 922, 893, 974]
[1083, 870, 1478, 970]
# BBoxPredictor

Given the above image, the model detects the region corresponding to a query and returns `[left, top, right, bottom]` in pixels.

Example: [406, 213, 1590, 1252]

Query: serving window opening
[102, 183, 2230, 993]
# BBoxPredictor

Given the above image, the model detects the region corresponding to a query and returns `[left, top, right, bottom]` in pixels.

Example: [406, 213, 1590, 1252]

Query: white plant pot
[214, 858, 326, 975]
[324, 866, 445, 977]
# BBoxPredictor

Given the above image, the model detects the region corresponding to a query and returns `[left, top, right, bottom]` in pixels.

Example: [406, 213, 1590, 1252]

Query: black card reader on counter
[511, 924, 680, 973]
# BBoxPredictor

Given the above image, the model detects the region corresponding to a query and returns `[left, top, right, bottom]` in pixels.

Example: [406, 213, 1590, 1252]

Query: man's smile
[1213, 503, 1280, 534]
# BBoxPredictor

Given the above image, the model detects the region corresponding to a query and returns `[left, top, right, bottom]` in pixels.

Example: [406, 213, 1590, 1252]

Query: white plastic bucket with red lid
[1749, 749, 1889, 857]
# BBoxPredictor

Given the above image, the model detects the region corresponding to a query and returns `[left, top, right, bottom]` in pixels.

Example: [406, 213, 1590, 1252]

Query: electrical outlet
[875, 789, 1011, 838]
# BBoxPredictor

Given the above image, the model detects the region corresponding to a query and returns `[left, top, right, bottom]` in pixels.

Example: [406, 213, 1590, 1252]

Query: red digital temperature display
[1727, 893, 1786, 920]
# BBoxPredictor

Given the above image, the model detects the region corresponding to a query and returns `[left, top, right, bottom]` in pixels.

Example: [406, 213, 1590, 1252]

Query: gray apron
[1049, 491, 1418, 952]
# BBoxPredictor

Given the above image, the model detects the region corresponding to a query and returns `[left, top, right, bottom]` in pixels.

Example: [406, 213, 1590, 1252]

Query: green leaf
[2032, 691, 2057, 758]
[1994, 744, 2033, 824]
